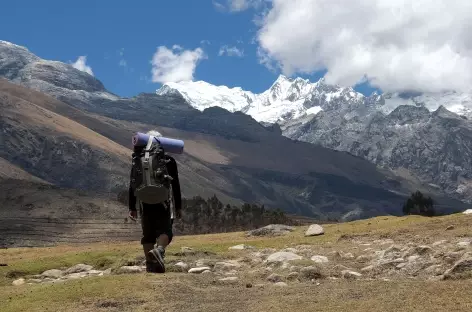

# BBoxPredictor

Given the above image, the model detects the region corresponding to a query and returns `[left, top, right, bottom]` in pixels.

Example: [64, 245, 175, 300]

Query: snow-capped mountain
[156, 75, 472, 203]
[157, 75, 371, 124]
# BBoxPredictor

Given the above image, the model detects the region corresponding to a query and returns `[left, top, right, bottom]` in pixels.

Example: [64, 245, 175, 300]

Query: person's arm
[167, 156, 182, 214]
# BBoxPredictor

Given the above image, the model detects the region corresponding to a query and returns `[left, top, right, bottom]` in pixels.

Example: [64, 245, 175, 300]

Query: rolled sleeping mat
[132, 132, 184, 154]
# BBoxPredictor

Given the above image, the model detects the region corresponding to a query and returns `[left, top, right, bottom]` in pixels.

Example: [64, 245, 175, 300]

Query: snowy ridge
[156, 75, 371, 124]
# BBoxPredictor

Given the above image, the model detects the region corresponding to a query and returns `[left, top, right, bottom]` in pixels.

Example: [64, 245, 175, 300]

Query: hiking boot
[148, 247, 165, 273]
[145, 260, 157, 273]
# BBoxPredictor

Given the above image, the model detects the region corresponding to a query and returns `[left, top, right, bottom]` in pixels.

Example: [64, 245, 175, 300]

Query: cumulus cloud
[255, 0, 472, 93]
[71, 56, 94, 76]
[151, 45, 206, 83]
[219, 45, 245, 57]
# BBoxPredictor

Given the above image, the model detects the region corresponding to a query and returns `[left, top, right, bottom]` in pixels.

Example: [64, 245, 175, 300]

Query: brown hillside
[0, 79, 466, 220]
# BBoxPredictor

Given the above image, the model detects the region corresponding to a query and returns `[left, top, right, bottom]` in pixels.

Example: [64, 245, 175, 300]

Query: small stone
[103, 268, 112, 275]
[214, 260, 241, 271]
[305, 224, 325, 236]
[287, 272, 299, 281]
[356, 255, 372, 263]
[341, 252, 355, 260]
[117, 266, 143, 274]
[432, 240, 448, 247]
[188, 266, 211, 274]
[342, 270, 362, 279]
[219, 276, 238, 282]
[201, 270, 212, 274]
[65, 264, 93, 274]
[299, 266, 323, 281]
[173, 261, 189, 272]
[12, 278, 25, 286]
[65, 272, 88, 280]
[229, 244, 255, 250]
[41, 269, 63, 279]
[311, 255, 329, 263]
[267, 273, 283, 283]
[457, 241, 471, 248]
[361, 265, 375, 272]
[181, 247, 194, 253]
[246, 283, 253, 288]
[446, 225, 455, 230]
[265, 252, 302, 263]
[274, 282, 288, 287]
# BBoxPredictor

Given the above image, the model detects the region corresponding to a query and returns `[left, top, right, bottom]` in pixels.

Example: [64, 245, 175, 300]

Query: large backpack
[131, 135, 173, 205]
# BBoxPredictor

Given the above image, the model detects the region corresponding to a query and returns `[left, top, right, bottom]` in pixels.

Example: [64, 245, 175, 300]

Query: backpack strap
[142, 135, 155, 186]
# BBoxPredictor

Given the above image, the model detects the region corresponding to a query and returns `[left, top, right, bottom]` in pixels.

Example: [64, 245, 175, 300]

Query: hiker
[128, 131, 182, 273]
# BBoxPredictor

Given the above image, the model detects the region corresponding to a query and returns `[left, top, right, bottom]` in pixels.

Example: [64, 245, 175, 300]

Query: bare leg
[156, 234, 169, 249]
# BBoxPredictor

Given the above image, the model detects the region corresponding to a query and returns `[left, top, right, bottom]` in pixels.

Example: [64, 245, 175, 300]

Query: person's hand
[128, 210, 137, 222]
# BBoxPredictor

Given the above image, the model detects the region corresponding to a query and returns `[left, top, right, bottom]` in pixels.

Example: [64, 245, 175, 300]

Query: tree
[402, 191, 435, 217]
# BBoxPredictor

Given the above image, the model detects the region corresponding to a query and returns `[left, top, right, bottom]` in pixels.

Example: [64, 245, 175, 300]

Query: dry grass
[2, 213, 472, 311]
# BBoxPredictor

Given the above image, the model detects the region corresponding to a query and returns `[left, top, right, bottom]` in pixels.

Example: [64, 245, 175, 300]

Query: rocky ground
[9, 222, 472, 288]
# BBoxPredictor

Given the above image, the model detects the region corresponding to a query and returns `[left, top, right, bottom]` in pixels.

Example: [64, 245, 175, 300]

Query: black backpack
[130, 135, 173, 205]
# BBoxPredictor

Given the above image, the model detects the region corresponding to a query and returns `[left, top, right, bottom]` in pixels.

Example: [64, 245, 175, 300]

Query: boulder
[305, 224, 325, 237]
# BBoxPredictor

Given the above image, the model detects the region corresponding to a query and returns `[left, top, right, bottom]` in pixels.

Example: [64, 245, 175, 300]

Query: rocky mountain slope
[154, 73, 472, 204]
[0, 40, 468, 221]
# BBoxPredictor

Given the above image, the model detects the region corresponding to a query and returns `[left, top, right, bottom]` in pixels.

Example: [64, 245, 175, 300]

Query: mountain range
[0, 40, 469, 224]
[157, 74, 472, 204]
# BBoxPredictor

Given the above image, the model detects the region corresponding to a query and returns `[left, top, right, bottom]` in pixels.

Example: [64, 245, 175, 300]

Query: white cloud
[256, 0, 472, 93]
[214, 0, 267, 12]
[118, 48, 127, 68]
[71, 56, 94, 76]
[151, 45, 207, 84]
[219, 45, 245, 57]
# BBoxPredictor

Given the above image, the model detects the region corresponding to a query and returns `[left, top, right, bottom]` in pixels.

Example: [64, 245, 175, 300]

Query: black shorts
[139, 202, 174, 245]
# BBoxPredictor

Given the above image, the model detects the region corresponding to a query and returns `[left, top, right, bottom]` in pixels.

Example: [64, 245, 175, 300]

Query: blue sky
[1, 0, 378, 98]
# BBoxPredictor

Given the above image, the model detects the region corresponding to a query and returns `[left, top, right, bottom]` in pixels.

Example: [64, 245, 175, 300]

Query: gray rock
[246, 224, 294, 237]
[219, 276, 238, 281]
[299, 266, 323, 281]
[267, 273, 284, 283]
[287, 272, 300, 281]
[174, 261, 189, 272]
[201, 270, 212, 275]
[305, 224, 325, 236]
[65, 264, 93, 274]
[12, 278, 25, 286]
[41, 269, 63, 279]
[432, 240, 448, 247]
[117, 266, 143, 274]
[266, 252, 302, 263]
[188, 267, 211, 274]
[444, 257, 472, 279]
[228, 244, 255, 250]
[342, 270, 362, 279]
[214, 260, 241, 271]
[274, 282, 288, 287]
[65, 272, 88, 280]
[311, 255, 329, 263]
